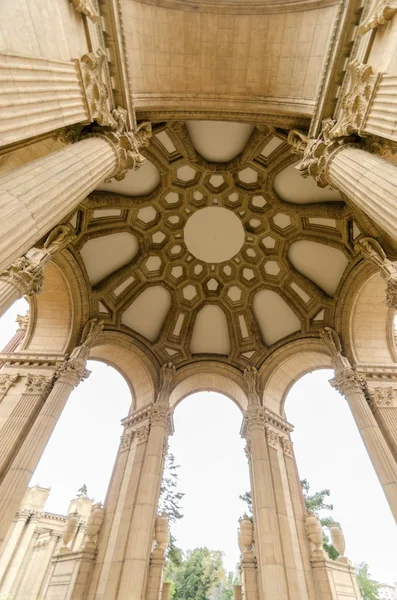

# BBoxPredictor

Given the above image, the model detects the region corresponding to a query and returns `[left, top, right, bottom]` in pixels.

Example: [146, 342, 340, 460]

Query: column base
[43, 548, 96, 600]
[310, 553, 361, 599]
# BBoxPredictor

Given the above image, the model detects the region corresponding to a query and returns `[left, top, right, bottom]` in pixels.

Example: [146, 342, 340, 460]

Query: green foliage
[159, 454, 185, 524]
[300, 479, 339, 560]
[240, 480, 340, 560]
[355, 562, 380, 600]
[171, 548, 233, 600]
[76, 484, 88, 498]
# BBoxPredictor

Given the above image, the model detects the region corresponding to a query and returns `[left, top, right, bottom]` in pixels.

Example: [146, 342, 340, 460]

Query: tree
[76, 484, 88, 498]
[159, 454, 185, 575]
[240, 481, 339, 559]
[355, 562, 380, 600]
[300, 479, 339, 560]
[172, 548, 233, 600]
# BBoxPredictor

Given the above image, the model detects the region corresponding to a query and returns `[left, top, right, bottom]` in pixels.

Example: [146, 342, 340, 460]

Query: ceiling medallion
[183, 206, 245, 264]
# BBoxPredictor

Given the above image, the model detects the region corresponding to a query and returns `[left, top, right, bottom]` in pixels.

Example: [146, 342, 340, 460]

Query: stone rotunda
[0, 0, 397, 598]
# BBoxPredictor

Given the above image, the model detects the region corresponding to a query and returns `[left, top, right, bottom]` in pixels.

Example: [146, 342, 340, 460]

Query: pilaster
[241, 367, 289, 600]
[0, 320, 103, 548]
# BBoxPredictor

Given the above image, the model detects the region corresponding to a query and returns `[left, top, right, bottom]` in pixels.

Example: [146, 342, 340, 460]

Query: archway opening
[284, 369, 396, 586]
[164, 391, 250, 593]
[30, 360, 131, 513]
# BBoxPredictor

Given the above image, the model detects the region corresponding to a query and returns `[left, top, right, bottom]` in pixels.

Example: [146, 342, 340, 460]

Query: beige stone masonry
[0, 123, 151, 274]
[241, 368, 289, 599]
[0, 319, 103, 548]
[289, 128, 397, 242]
[0, 224, 76, 318]
[115, 364, 174, 600]
[0, 374, 53, 485]
[0, 53, 88, 147]
[87, 406, 151, 600]
[321, 328, 397, 521]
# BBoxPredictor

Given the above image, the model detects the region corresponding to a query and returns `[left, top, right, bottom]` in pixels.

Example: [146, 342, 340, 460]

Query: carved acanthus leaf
[70, 0, 99, 22]
[330, 368, 366, 396]
[328, 61, 378, 138]
[56, 358, 91, 387]
[16, 314, 29, 330]
[280, 436, 294, 457]
[98, 123, 152, 182]
[368, 386, 394, 408]
[288, 129, 348, 188]
[265, 428, 279, 449]
[359, 0, 397, 34]
[0, 373, 19, 394]
[119, 430, 134, 452]
[78, 49, 115, 128]
[25, 374, 53, 394]
[0, 257, 44, 296]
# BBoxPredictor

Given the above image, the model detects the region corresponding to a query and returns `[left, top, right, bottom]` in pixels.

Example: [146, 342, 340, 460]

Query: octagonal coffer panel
[253, 290, 301, 346]
[288, 240, 349, 296]
[273, 162, 342, 204]
[80, 232, 139, 286]
[122, 286, 171, 342]
[190, 305, 230, 355]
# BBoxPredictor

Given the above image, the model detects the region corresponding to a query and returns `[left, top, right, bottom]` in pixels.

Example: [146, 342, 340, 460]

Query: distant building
[378, 582, 397, 600]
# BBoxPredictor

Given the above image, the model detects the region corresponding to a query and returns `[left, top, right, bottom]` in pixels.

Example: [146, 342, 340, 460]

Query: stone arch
[22, 251, 89, 354]
[343, 269, 396, 366]
[169, 361, 248, 412]
[260, 338, 332, 417]
[89, 331, 159, 412]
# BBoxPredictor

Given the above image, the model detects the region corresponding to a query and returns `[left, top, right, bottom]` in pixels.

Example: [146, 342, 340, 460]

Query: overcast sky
[0, 299, 396, 585]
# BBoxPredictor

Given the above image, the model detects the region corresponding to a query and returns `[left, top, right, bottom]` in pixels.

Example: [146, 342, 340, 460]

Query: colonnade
[0, 22, 397, 600]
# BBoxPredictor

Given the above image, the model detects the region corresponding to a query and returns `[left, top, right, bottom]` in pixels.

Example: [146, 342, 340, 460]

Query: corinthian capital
[77, 48, 115, 127]
[328, 61, 379, 139]
[359, 0, 397, 33]
[98, 122, 152, 182]
[355, 237, 397, 309]
[0, 373, 19, 394]
[25, 374, 53, 394]
[56, 357, 91, 387]
[0, 256, 44, 296]
[368, 386, 395, 409]
[288, 129, 348, 188]
[330, 367, 366, 396]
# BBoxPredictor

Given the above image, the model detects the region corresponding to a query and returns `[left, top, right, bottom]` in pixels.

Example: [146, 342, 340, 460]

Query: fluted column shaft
[88, 420, 150, 600]
[0, 513, 27, 580]
[0, 136, 116, 273]
[0, 374, 53, 484]
[117, 414, 169, 600]
[0, 53, 88, 147]
[340, 382, 397, 520]
[0, 314, 104, 550]
[28, 532, 60, 599]
[246, 415, 288, 599]
[0, 280, 23, 317]
[0, 512, 40, 595]
[328, 146, 397, 241]
[266, 432, 316, 600]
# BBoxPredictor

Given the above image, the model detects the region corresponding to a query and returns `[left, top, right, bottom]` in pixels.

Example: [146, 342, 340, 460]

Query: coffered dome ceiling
[68, 120, 366, 369]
